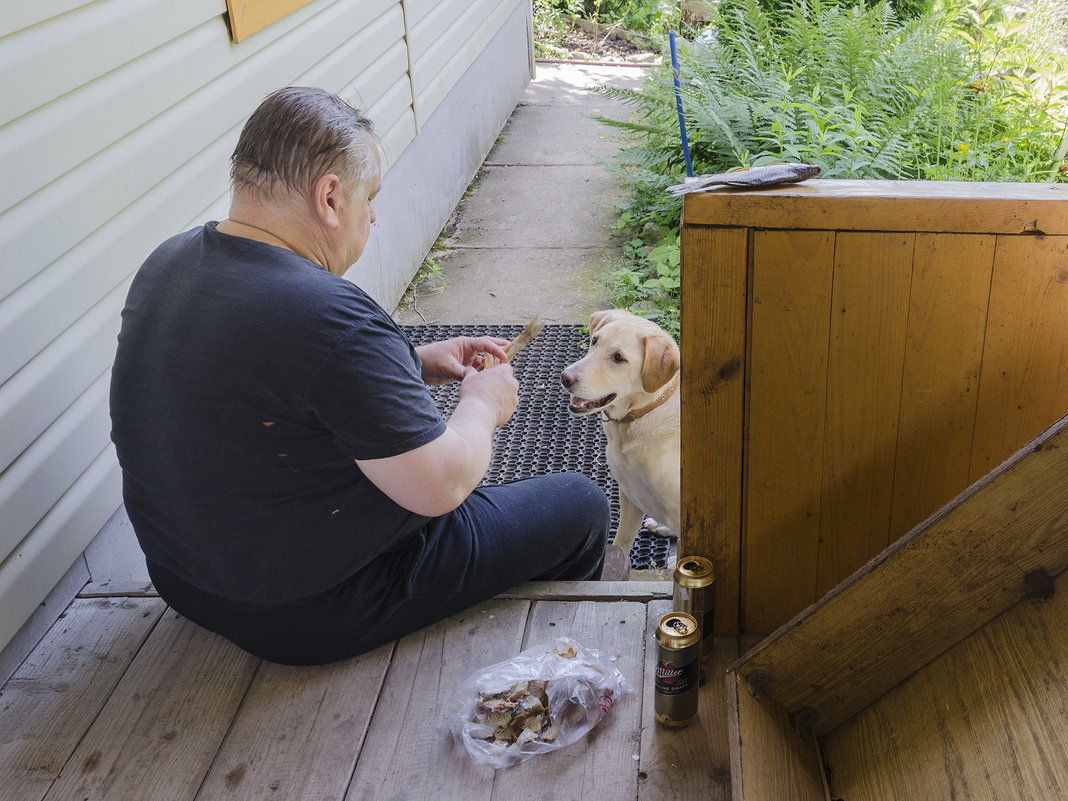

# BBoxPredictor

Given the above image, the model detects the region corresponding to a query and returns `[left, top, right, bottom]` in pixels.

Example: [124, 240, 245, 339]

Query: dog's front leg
[601, 493, 644, 581]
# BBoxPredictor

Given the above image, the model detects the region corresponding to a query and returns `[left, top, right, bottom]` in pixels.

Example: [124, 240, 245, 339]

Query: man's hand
[458, 362, 519, 428]
[417, 336, 509, 386]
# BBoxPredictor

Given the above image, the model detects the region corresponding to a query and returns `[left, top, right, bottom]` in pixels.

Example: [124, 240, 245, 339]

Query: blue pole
[669, 31, 693, 178]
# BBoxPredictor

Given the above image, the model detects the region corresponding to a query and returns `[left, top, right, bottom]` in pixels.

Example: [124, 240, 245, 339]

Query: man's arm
[355, 364, 518, 516]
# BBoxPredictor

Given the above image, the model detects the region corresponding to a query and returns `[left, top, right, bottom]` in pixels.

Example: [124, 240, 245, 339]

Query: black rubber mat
[402, 323, 672, 570]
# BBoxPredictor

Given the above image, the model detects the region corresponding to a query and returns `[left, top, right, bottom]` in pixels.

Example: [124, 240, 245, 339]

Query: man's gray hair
[230, 86, 381, 198]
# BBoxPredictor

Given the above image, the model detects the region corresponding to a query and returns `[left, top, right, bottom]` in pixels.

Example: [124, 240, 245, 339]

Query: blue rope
[669, 31, 693, 178]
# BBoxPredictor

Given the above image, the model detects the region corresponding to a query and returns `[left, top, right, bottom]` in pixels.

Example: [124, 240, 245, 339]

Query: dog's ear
[588, 310, 612, 335]
[641, 332, 680, 393]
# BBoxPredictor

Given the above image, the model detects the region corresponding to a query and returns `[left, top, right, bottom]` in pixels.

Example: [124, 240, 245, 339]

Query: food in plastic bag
[449, 636, 633, 768]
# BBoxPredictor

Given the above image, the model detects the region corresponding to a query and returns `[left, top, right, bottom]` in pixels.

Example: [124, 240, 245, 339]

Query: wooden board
[196, 643, 394, 800]
[42, 610, 259, 801]
[0, 598, 166, 801]
[345, 599, 530, 800]
[225, 0, 317, 42]
[639, 600, 737, 801]
[744, 229, 835, 632]
[888, 233, 995, 540]
[970, 233, 1068, 481]
[493, 600, 647, 801]
[822, 568, 1068, 801]
[724, 671, 826, 801]
[681, 180, 1068, 234]
[729, 413, 1068, 736]
[816, 232, 913, 594]
[680, 225, 748, 634]
[3, 589, 736, 801]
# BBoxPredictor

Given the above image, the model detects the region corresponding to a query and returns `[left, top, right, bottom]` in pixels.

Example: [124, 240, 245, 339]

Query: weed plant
[592, 0, 1068, 338]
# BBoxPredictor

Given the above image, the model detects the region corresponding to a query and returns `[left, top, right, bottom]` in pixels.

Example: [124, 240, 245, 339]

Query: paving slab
[392, 61, 653, 328]
[521, 62, 650, 105]
[486, 103, 628, 166]
[396, 246, 616, 326]
[449, 164, 625, 249]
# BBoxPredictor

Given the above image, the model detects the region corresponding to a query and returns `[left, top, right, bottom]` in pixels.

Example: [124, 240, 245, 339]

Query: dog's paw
[643, 518, 677, 539]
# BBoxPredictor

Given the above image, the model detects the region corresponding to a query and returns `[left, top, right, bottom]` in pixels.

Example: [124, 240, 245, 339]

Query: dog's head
[560, 310, 680, 417]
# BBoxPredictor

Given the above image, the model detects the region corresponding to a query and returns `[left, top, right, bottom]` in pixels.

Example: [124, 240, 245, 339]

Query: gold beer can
[673, 555, 715, 660]
[654, 612, 700, 727]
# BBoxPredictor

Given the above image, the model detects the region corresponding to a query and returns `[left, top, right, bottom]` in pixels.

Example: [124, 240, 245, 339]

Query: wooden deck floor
[1, 580, 735, 801]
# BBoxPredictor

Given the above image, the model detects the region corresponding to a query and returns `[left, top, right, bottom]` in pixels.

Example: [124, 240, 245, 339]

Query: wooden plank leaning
[728, 411, 1068, 738]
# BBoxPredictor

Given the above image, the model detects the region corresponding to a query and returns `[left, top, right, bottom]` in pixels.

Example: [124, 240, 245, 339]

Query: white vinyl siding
[0, 0, 530, 653]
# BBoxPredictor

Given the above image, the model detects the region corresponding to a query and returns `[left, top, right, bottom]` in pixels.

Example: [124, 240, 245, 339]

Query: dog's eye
[590, 336, 599, 346]
[612, 352, 627, 363]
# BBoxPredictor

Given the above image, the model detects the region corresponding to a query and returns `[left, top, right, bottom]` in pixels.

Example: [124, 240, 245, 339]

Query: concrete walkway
[392, 61, 652, 327]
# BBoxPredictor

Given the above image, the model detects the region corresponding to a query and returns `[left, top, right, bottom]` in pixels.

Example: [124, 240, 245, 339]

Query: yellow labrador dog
[561, 310, 680, 579]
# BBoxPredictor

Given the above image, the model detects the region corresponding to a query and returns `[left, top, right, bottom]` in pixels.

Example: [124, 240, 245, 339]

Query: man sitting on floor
[109, 86, 610, 666]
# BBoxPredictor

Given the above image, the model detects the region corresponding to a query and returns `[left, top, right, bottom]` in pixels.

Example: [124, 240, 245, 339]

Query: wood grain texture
[816, 232, 914, 595]
[494, 600, 647, 801]
[682, 180, 1068, 233]
[888, 233, 994, 541]
[43, 610, 259, 801]
[639, 600, 737, 801]
[196, 643, 394, 800]
[345, 599, 529, 801]
[823, 568, 1068, 801]
[681, 225, 748, 634]
[2, 589, 734, 801]
[225, 0, 317, 42]
[744, 230, 835, 633]
[970, 233, 1068, 482]
[681, 183, 1068, 642]
[731, 413, 1068, 736]
[725, 671, 826, 801]
[0, 598, 166, 801]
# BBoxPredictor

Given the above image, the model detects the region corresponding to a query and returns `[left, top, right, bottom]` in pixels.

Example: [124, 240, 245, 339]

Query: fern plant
[594, 0, 1067, 336]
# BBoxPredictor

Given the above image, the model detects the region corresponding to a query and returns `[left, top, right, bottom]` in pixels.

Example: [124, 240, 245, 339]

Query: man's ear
[312, 174, 343, 229]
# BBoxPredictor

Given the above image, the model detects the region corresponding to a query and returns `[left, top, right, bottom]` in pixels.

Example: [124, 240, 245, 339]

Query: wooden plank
[196, 642, 394, 800]
[682, 180, 1068, 235]
[43, 610, 260, 801]
[970, 233, 1068, 483]
[889, 233, 994, 541]
[730, 413, 1068, 737]
[725, 671, 826, 801]
[497, 580, 672, 601]
[78, 581, 158, 598]
[491, 600, 647, 800]
[0, 598, 166, 801]
[816, 232, 914, 595]
[225, 0, 318, 42]
[345, 598, 530, 801]
[744, 230, 835, 634]
[639, 600, 737, 801]
[823, 568, 1068, 801]
[681, 225, 747, 634]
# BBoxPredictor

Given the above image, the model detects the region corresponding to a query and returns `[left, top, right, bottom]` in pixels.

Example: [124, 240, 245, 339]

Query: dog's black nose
[560, 370, 576, 390]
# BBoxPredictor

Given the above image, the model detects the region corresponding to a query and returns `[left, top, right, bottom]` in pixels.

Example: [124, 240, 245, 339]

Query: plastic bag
[448, 636, 633, 768]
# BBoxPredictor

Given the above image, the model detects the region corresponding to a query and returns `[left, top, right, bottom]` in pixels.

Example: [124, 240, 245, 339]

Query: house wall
[0, 0, 532, 662]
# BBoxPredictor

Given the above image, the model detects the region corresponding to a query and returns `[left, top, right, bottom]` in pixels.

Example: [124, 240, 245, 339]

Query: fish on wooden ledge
[666, 163, 821, 195]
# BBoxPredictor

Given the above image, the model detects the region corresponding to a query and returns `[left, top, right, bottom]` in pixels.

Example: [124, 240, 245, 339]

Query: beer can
[653, 612, 700, 727]
[673, 555, 715, 660]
